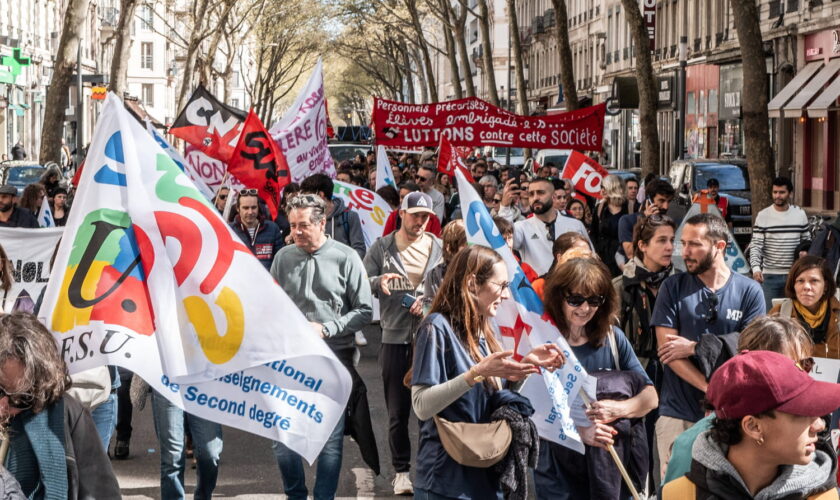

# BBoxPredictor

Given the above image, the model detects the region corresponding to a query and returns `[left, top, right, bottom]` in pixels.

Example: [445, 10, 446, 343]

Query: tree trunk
[550, 0, 578, 110]
[477, 0, 499, 106]
[442, 6, 463, 100]
[621, 0, 659, 178]
[452, 8, 476, 97]
[176, 0, 211, 112]
[40, 0, 90, 164]
[731, 0, 773, 217]
[200, 0, 235, 86]
[402, 42, 416, 103]
[411, 19, 438, 102]
[506, 0, 527, 114]
[108, 0, 138, 97]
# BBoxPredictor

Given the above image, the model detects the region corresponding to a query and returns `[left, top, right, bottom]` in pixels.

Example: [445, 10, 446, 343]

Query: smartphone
[401, 295, 418, 309]
[509, 169, 522, 186]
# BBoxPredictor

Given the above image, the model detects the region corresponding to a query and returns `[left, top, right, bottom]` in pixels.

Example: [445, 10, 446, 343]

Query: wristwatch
[470, 366, 485, 383]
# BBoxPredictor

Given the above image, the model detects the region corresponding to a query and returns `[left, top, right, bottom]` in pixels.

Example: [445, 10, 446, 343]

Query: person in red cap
[662, 347, 840, 499]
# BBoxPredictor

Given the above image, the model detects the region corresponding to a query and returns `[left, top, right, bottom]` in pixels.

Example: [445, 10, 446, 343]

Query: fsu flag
[437, 135, 475, 183]
[170, 85, 247, 162]
[228, 110, 290, 220]
[560, 150, 610, 199]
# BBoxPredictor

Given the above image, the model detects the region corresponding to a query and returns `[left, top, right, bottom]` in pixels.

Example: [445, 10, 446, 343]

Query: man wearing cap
[364, 191, 443, 495]
[0, 185, 38, 228]
[662, 349, 840, 499]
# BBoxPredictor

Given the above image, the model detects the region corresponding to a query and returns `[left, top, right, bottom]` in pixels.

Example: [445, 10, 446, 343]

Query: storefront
[685, 64, 720, 159]
[768, 27, 840, 211]
[718, 63, 743, 156]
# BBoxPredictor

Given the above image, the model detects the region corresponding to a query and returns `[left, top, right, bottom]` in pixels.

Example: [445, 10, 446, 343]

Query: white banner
[269, 59, 335, 183]
[0, 227, 63, 313]
[40, 94, 351, 463]
[332, 180, 392, 249]
[184, 145, 245, 193]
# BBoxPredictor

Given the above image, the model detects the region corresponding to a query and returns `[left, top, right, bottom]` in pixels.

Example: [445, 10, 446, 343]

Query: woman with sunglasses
[770, 256, 840, 360]
[411, 246, 565, 499]
[0, 312, 120, 498]
[536, 257, 658, 499]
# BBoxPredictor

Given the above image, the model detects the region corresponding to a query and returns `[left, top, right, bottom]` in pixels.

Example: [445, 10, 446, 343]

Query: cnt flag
[560, 151, 609, 199]
[170, 85, 247, 162]
[40, 93, 352, 463]
[228, 110, 290, 220]
[38, 195, 55, 228]
[375, 146, 397, 191]
[437, 135, 475, 183]
[454, 169, 596, 453]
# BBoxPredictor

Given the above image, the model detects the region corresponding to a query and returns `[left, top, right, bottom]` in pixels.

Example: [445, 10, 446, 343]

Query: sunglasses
[240, 188, 258, 196]
[217, 194, 227, 200]
[798, 357, 815, 373]
[564, 294, 605, 307]
[0, 386, 34, 410]
[414, 175, 430, 182]
[703, 291, 719, 323]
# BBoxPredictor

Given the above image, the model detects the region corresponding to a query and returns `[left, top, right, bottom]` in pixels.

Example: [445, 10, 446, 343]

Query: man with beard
[750, 177, 809, 311]
[229, 190, 284, 270]
[0, 185, 37, 228]
[511, 177, 591, 275]
[650, 213, 764, 481]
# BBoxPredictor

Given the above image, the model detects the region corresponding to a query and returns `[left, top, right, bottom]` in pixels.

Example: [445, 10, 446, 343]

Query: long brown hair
[543, 257, 618, 347]
[0, 242, 12, 294]
[18, 183, 45, 214]
[429, 246, 504, 364]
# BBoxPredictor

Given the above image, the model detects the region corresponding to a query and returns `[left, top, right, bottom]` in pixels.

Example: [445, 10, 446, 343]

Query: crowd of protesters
[1, 146, 840, 500]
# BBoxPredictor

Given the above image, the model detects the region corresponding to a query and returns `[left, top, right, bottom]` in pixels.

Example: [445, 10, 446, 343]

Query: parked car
[668, 159, 752, 248]
[534, 149, 570, 172]
[485, 146, 525, 167]
[0, 161, 46, 196]
[609, 168, 641, 184]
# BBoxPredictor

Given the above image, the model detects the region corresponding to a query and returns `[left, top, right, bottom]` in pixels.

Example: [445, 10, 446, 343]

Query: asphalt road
[112, 325, 418, 499]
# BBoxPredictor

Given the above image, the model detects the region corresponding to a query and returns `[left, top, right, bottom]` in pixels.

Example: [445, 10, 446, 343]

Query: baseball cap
[400, 192, 434, 215]
[0, 185, 16, 195]
[707, 350, 840, 419]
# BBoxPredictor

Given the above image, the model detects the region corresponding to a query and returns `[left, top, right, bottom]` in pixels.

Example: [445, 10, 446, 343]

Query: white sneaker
[392, 472, 413, 495]
[354, 331, 368, 346]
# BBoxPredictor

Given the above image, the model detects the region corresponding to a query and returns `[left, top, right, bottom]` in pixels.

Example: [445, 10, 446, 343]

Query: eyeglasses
[239, 188, 258, 196]
[414, 175, 430, 183]
[488, 280, 511, 292]
[637, 213, 665, 234]
[703, 291, 719, 323]
[564, 294, 605, 307]
[492, 198, 502, 203]
[797, 357, 815, 373]
[217, 194, 227, 200]
[0, 386, 34, 410]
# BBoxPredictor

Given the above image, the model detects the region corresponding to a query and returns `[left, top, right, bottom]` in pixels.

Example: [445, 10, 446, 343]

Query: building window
[687, 91, 696, 114]
[140, 5, 154, 31]
[232, 71, 240, 87]
[231, 98, 240, 109]
[142, 84, 154, 108]
[141, 42, 153, 70]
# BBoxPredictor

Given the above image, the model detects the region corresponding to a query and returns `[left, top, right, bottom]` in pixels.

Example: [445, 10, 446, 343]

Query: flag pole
[579, 391, 641, 500]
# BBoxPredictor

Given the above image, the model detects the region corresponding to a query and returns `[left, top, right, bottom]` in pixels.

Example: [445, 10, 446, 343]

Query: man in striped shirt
[750, 177, 810, 310]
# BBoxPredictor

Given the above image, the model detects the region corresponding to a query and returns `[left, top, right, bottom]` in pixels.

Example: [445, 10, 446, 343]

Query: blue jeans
[271, 413, 345, 500]
[90, 392, 117, 451]
[761, 273, 788, 312]
[152, 391, 224, 500]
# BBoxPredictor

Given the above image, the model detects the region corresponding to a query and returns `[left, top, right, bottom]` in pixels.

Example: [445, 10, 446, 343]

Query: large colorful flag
[38, 196, 55, 228]
[560, 151, 609, 199]
[375, 146, 397, 191]
[454, 169, 596, 453]
[0, 227, 63, 313]
[170, 85, 247, 162]
[228, 110, 290, 220]
[437, 135, 475, 183]
[332, 180, 393, 248]
[269, 59, 335, 183]
[146, 121, 215, 202]
[40, 94, 352, 462]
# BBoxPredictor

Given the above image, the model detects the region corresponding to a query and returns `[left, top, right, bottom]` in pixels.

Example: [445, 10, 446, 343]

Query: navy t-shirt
[572, 327, 652, 385]
[617, 213, 643, 257]
[651, 272, 765, 421]
[411, 313, 502, 500]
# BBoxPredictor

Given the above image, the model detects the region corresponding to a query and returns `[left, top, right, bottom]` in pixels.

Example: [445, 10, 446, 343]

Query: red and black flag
[170, 85, 247, 162]
[228, 110, 290, 220]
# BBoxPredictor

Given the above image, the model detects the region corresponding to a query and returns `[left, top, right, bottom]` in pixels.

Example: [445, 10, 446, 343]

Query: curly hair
[18, 183, 45, 214]
[0, 313, 70, 415]
[710, 410, 776, 446]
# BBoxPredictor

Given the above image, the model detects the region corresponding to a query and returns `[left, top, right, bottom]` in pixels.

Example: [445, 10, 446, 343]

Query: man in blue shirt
[650, 213, 764, 482]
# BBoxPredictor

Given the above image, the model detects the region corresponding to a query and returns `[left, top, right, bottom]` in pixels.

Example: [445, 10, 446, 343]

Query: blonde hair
[601, 175, 626, 206]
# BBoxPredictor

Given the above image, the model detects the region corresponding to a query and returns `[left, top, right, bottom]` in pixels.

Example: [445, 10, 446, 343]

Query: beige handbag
[433, 415, 512, 468]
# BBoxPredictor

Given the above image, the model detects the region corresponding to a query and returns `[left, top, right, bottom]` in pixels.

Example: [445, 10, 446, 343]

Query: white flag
[40, 93, 351, 462]
[38, 195, 55, 228]
[332, 180, 393, 248]
[375, 146, 397, 191]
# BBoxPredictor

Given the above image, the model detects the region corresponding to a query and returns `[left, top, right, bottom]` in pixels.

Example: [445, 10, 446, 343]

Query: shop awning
[783, 59, 840, 118]
[807, 67, 840, 117]
[768, 61, 823, 118]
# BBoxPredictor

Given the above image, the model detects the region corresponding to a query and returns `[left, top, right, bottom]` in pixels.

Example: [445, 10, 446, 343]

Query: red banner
[228, 110, 290, 219]
[372, 97, 605, 151]
[560, 150, 609, 199]
[437, 135, 475, 183]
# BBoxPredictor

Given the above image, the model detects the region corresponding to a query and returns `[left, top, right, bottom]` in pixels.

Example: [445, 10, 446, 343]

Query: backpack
[662, 476, 840, 499]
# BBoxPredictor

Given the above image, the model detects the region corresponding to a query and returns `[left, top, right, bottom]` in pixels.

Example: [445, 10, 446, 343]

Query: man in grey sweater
[269, 194, 372, 498]
[364, 191, 442, 495]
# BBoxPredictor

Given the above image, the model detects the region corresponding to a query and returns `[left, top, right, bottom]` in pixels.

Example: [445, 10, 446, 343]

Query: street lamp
[676, 36, 688, 160]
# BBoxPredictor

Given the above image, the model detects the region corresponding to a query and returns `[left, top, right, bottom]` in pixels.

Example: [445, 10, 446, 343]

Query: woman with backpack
[769, 256, 840, 359]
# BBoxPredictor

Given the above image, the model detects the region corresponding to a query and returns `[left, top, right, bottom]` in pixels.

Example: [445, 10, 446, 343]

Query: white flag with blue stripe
[375, 146, 397, 191]
[38, 195, 55, 228]
[146, 120, 216, 202]
[455, 169, 596, 453]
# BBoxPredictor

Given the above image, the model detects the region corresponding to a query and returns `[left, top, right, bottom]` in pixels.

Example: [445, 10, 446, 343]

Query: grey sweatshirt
[364, 232, 443, 344]
[270, 238, 373, 351]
